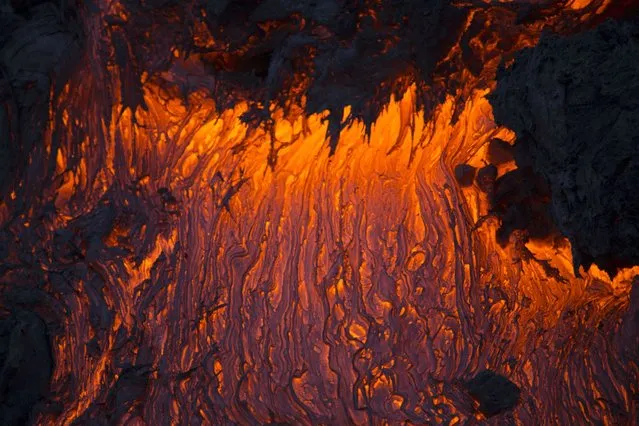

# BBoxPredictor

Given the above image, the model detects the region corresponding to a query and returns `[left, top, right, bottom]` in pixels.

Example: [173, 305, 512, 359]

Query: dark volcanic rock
[73, 365, 151, 425]
[0, 1, 82, 200]
[454, 164, 477, 187]
[487, 138, 514, 165]
[0, 311, 53, 426]
[475, 164, 498, 193]
[489, 20, 639, 275]
[466, 370, 520, 417]
[493, 166, 555, 245]
[110, 0, 608, 154]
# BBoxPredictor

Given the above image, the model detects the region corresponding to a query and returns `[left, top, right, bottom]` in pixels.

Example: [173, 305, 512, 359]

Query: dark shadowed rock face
[492, 166, 556, 245]
[454, 164, 477, 187]
[490, 19, 639, 276]
[466, 370, 521, 417]
[475, 164, 498, 194]
[487, 138, 514, 165]
[0, 1, 82, 201]
[72, 365, 151, 425]
[0, 311, 53, 426]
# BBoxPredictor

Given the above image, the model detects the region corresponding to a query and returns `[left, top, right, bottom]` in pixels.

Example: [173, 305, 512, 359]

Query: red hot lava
[0, 0, 637, 425]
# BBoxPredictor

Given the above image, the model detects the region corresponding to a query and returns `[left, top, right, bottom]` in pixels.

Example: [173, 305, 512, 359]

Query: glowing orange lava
[0, 0, 634, 424]
[34, 80, 638, 424]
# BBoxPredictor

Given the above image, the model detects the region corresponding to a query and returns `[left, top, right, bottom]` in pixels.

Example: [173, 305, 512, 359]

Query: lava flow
[0, 0, 638, 425]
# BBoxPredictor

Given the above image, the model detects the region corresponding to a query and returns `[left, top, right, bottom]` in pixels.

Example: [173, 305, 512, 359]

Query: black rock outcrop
[0, 1, 82, 201]
[490, 19, 639, 275]
[466, 370, 521, 417]
[0, 311, 53, 426]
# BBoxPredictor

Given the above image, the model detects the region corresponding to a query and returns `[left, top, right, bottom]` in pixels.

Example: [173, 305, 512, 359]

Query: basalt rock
[466, 370, 521, 417]
[487, 138, 514, 165]
[0, 1, 82, 200]
[454, 164, 476, 187]
[492, 166, 556, 245]
[475, 164, 497, 194]
[0, 311, 53, 426]
[490, 19, 639, 275]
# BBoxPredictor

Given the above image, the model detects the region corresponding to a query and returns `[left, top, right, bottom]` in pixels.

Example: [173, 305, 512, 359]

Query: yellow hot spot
[348, 322, 368, 341]
[390, 394, 404, 411]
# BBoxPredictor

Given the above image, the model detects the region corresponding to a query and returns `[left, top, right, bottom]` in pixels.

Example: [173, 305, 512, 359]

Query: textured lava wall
[0, 1, 638, 425]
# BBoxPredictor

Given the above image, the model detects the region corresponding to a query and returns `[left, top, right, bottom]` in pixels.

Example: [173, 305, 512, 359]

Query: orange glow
[11, 1, 634, 424]
[34, 78, 639, 424]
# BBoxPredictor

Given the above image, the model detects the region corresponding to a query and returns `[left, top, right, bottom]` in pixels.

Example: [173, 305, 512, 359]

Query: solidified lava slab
[0, 311, 53, 425]
[490, 19, 639, 276]
[0, 1, 638, 425]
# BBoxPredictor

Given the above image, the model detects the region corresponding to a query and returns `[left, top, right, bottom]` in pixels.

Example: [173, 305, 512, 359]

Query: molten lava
[0, 0, 637, 425]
